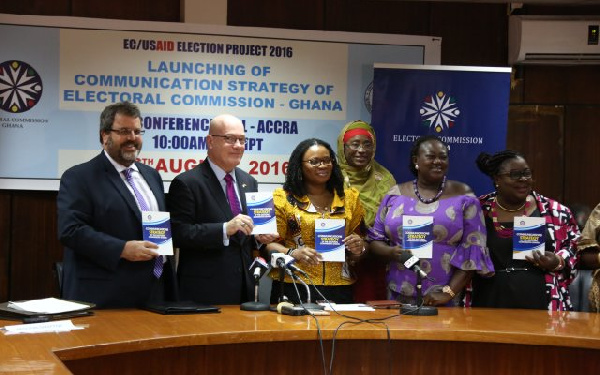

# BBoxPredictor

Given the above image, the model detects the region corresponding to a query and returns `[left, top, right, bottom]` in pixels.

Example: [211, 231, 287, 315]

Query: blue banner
[371, 65, 511, 196]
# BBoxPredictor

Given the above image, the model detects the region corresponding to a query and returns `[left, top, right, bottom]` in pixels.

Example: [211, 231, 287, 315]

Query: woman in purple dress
[367, 135, 494, 306]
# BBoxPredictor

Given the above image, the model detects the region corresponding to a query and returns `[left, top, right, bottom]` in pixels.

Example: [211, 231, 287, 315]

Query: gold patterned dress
[577, 203, 600, 312]
[268, 187, 365, 286]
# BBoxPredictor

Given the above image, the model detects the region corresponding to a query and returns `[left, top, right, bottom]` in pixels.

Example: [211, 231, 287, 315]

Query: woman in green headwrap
[337, 120, 396, 302]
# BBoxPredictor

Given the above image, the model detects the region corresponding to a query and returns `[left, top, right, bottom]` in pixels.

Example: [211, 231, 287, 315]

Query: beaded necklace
[413, 175, 447, 204]
[491, 196, 530, 238]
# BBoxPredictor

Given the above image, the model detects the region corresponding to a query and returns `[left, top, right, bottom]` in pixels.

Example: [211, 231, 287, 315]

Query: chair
[569, 269, 593, 312]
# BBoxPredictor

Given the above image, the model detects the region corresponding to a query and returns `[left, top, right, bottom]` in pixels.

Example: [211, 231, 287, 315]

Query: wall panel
[324, 0, 431, 35]
[71, 0, 180, 22]
[430, 3, 507, 66]
[9, 192, 62, 300]
[227, 0, 325, 30]
[507, 105, 564, 203]
[0, 192, 10, 302]
[564, 106, 600, 209]
[0, 0, 71, 16]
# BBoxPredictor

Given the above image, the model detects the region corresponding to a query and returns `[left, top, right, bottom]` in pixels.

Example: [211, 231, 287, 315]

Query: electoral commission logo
[420, 91, 460, 133]
[0, 60, 43, 113]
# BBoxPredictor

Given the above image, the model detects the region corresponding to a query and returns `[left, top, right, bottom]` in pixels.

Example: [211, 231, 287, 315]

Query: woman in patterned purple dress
[367, 135, 494, 306]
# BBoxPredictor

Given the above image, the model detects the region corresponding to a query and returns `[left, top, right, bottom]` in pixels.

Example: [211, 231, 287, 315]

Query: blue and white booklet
[513, 216, 545, 259]
[402, 215, 434, 259]
[245, 192, 277, 234]
[315, 218, 346, 262]
[142, 211, 174, 256]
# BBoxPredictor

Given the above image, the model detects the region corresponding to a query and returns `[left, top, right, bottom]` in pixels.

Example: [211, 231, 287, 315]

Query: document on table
[318, 303, 376, 312]
[2, 320, 84, 335]
[7, 298, 91, 314]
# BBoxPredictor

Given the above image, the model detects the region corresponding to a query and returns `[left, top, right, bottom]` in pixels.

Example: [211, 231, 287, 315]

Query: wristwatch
[442, 285, 455, 298]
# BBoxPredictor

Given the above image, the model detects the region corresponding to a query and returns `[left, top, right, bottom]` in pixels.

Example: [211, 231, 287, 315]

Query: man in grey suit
[168, 114, 276, 305]
[57, 102, 176, 308]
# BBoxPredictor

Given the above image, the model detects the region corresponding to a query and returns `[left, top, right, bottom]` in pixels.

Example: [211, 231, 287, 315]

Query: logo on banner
[0, 60, 43, 113]
[364, 81, 374, 114]
[420, 91, 460, 133]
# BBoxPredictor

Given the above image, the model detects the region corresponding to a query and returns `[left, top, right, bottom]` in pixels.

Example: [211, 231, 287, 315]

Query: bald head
[207, 114, 246, 172]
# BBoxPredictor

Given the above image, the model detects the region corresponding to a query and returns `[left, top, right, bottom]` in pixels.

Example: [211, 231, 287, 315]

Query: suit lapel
[200, 162, 233, 219]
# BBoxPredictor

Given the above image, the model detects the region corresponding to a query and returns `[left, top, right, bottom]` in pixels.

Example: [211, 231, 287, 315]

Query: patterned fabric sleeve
[578, 203, 600, 251]
[344, 187, 366, 237]
[535, 192, 581, 311]
[366, 194, 393, 244]
[448, 195, 495, 277]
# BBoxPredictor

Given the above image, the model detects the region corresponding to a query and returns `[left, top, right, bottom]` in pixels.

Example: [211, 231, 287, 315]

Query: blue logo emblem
[420, 91, 460, 133]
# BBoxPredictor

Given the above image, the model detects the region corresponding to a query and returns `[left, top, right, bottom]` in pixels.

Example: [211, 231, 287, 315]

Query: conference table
[1, 306, 599, 374]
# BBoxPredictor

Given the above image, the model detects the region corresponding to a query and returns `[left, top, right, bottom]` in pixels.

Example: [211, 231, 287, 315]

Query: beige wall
[181, 0, 226, 25]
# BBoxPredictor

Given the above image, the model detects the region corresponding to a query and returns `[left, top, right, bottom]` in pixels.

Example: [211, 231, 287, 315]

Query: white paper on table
[7, 298, 90, 314]
[318, 303, 375, 312]
[2, 320, 84, 335]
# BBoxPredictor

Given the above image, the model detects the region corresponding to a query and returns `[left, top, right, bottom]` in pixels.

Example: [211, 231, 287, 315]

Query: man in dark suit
[57, 102, 176, 308]
[168, 114, 276, 305]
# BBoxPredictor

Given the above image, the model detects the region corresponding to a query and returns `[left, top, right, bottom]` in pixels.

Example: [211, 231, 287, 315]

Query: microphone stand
[288, 270, 324, 310]
[240, 273, 270, 311]
[401, 270, 438, 316]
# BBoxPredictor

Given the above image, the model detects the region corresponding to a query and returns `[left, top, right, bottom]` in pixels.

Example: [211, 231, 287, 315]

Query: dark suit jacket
[168, 160, 258, 305]
[57, 152, 176, 308]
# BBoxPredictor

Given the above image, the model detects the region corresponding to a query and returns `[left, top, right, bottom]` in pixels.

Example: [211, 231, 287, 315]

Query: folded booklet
[365, 300, 402, 309]
[144, 301, 220, 315]
[0, 299, 95, 322]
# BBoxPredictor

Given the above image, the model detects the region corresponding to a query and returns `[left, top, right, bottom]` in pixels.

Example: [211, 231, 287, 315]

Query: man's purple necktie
[224, 173, 241, 216]
[122, 168, 163, 278]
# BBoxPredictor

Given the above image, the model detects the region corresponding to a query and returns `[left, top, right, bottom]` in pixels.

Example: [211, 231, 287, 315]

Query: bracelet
[552, 255, 565, 272]
[286, 248, 296, 256]
[442, 285, 456, 298]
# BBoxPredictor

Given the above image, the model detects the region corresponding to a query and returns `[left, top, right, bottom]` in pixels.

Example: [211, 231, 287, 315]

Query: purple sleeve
[366, 194, 392, 243]
[449, 195, 495, 276]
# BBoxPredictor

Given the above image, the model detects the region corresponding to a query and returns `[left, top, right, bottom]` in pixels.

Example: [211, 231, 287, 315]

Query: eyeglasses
[303, 157, 333, 167]
[345, 142, 374, 151]
[211, 134, 247, 145]
[498, 169, 532, 180]
[110, 128, 145, 136]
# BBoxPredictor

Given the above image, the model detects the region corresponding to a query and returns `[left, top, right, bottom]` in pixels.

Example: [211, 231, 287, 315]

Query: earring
[415, 165, 419, 170]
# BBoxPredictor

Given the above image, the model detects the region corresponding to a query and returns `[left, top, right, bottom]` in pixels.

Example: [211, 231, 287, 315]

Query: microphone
[240, 257, 271, 311]
[276, 301, 307, 316]
[270, 252, 308, 277]
[398, 252, 430, 280]
[284, 269, 324, 311]
[397, 252, 438, 316]
[249, 256, 270, 282]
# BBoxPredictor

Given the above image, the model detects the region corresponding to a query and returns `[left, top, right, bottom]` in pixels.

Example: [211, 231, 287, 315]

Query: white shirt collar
[103, 150, 139, 174]
[207, 158, 236, 182]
